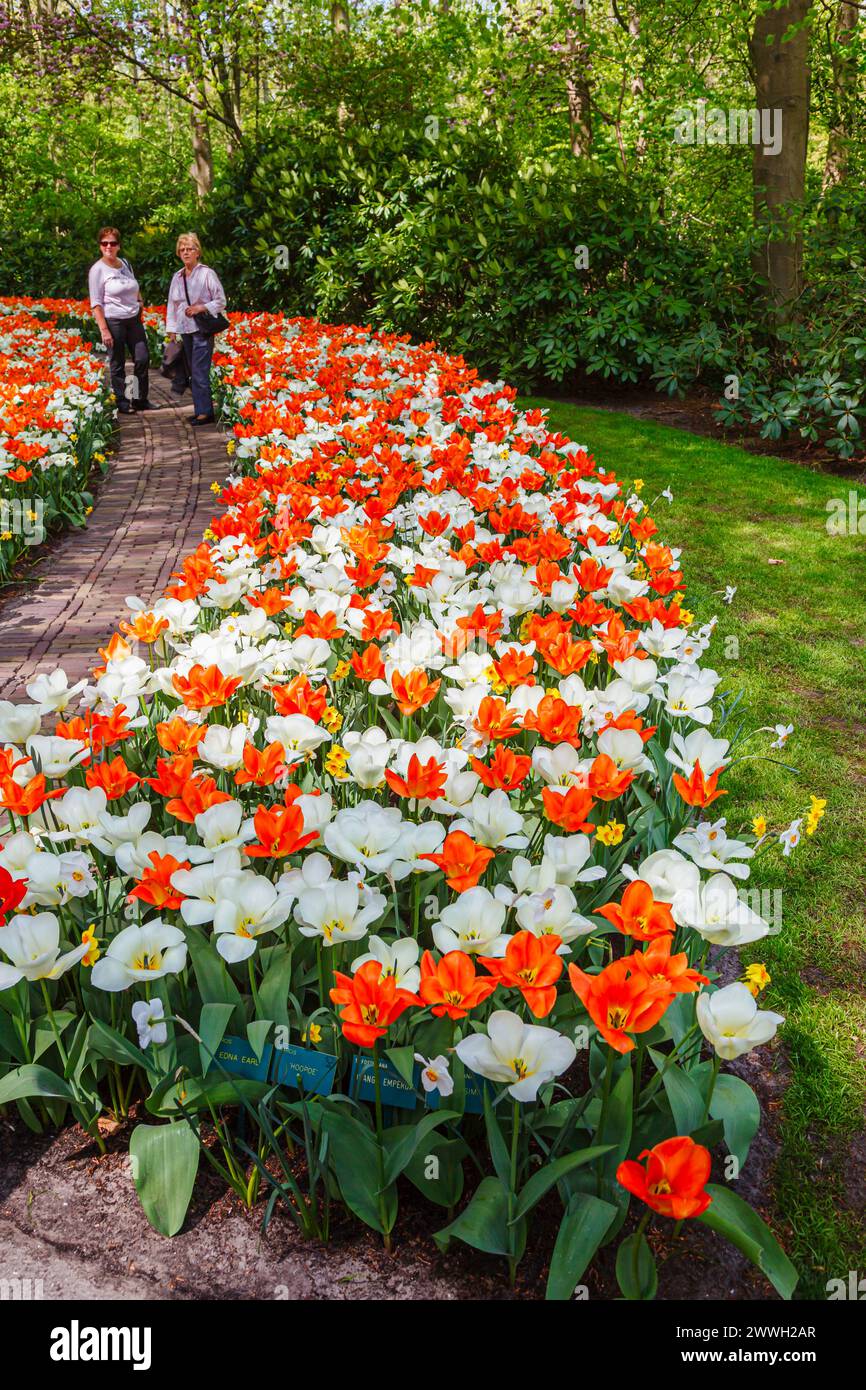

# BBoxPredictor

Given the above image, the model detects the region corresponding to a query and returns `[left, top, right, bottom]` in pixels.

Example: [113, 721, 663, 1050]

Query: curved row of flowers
[0, 307, 819, 1297]
[0, 298, 116, 579]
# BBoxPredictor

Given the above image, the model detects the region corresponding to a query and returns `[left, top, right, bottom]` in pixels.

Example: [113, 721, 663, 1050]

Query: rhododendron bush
[0, 298, 114, 576]
[0, 308, 811, 1299]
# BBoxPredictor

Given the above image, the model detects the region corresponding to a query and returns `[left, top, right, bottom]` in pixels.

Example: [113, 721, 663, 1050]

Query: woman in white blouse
[165, 233, 227, 426]
[88, 227, 152, 413]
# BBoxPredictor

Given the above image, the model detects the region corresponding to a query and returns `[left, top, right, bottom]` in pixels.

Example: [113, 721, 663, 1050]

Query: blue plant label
[212, 1034, 272, 1082]
[350, 1056, 418, 1110]
[272, 1044, 338, 1096]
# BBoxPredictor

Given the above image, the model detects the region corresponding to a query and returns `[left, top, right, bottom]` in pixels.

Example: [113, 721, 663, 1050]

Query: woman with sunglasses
[164, 232, 227, 426]
[88, 227, 153, 413]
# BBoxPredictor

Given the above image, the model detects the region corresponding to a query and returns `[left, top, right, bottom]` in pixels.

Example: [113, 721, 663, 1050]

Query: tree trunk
[189, 106, 214, 200]
[628, 7, 646, 158]
[749, 0, 813, 319]
[331, 2, 351, 127]
[564, 6, 592, 158]
[822, 2, 859, 189]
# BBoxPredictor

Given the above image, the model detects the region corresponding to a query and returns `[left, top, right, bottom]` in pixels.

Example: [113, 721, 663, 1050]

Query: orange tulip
[0, 773, 63, 816]
[351, 643, 386, 683]
[171, 664, 243, 710]
[479, 931, 564, 1018]
[421, 830, 495, 891]
[128, 851, 191, 911]
[384, 753, 447, 802]
[165, 775, 233, 824]
[617, 1137, 712, 1219]
[523, 694, 582, 746]
[156, 716, 208, 756]
[391, 668, 440, 716]
[247, 802, 319, 858]
[330, 959, 420, 1047]
[473, 695, 521, 742]
[625, 936, 709, 994]
[542, 785, 597, 833]
[85, 756, 141, 800]
[419, 950, 498, 1019]
[673, 759, 727, 808]
[594, 880, 675, 942]
[234, 741, 288, 787]
[568, 958, 673, 1053]
[119, 612, 169, 645]
[587, 753, 635, 801]
[470, 745, 531, 792]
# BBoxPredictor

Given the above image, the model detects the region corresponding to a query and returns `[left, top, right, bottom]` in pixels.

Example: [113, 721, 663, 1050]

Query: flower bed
[0, 309, 821, 1299]
[0, 299, 115, 579]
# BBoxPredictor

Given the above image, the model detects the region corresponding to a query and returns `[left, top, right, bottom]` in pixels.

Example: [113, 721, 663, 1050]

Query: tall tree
[749, 0, 814, 317]
[822, 0, 860, 188]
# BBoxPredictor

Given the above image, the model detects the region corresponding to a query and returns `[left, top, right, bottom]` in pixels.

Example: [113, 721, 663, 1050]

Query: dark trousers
[181, 331, 215, 417]
[106, 312, 149, 407]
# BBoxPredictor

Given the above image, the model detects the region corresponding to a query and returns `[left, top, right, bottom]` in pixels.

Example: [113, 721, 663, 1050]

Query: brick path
[0, 378, 228, 701]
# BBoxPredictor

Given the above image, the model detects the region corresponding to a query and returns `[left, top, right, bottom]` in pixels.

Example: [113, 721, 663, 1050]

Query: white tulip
[294, 877, 386, 947]
[697, 983, 784, 1060]
[90, 920, 188, 992]
[0, 912, 88, 989]
[455, 1010, 576, 1102]
[432, 886, 509, 956]
[672, 873, 769, 947]
[213, 873, 295, 961]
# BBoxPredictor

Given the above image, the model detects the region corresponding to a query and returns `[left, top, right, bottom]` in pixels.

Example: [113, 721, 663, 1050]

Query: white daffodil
[90, 920, 188, 991]
[697, 983, 784, 1060]
[414, 1053, 454, 1097]
[637, 619, 684, 660]
[770, 723, 794, 751]
[455, 1010, 576, 1102]
[672, 872, 769, 947]
[673, 818, 755, 880]
[294, 877, 386, 947]
[354, 935, 421, 992]
[0, 912, 88, 988]
[213, 873, 295, 961]
[432, 886, 509, 956]
[131, 998, 168, 1048]
[779, 818, 803, 857]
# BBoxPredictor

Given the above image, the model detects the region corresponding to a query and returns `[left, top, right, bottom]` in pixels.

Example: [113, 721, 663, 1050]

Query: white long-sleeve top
[165, 263, 227, 335]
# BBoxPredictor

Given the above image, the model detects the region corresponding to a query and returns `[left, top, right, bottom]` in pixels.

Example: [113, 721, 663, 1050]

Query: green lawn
[524, 399, 866, 1298]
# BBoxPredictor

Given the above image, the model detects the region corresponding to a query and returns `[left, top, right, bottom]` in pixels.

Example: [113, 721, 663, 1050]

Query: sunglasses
[100, 240, 119, 247]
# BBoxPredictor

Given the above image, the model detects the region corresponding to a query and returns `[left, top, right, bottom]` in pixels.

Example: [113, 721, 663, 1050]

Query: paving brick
[0, 380, 229, 701]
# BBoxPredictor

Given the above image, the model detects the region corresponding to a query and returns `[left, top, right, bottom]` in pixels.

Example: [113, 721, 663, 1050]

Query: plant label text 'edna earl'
[49, 1321, 152, 1371]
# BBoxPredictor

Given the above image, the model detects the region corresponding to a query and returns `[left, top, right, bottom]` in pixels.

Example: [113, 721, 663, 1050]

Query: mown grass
[523, 399, 866, 1298]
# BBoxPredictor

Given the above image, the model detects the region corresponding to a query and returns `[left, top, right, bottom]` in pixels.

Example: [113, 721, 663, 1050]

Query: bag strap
[181, 271, 192, 306]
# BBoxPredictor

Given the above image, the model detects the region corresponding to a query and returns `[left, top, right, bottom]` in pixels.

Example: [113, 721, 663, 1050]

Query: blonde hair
[176, 232, 202, 256]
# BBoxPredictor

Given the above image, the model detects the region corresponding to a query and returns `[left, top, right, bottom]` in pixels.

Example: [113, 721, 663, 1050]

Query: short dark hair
[98, 226, 121, 245]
